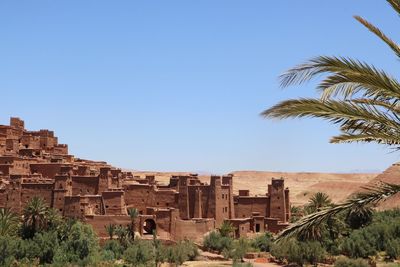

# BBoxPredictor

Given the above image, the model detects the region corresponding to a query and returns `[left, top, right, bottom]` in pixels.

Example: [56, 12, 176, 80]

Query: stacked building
[0, 117, 290, 241]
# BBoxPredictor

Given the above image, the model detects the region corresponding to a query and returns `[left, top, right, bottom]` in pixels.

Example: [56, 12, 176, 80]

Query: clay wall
[82, 196, 103, 215]
[228, 219, 251, 238]
[265, 218, 289, 233]
[153, 189, 178, 208]
[6, 139, 18, 152]
[21, 182, 53, 208]
[53, 144, 68, 155]
[10, 117, 25, 129]
[20, 135, 40, 149]
[0, 164, 11, 175]
[0, 188, 7, 208]
[234, 196, 269, 218]
[30, 163, 63, 179]
[172, 219, 215, 243]
[85, 215, 131, 238]
[64, 196, 84, 218]
[102, 191, 125, 215]
[71, 176, 99, 196]
[124, 184, 153, 214]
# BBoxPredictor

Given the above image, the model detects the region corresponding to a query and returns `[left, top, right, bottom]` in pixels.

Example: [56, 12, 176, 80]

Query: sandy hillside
[231, 171, 377, 206]
[131, 170, 377, 206]
[365, 163, 400, 210]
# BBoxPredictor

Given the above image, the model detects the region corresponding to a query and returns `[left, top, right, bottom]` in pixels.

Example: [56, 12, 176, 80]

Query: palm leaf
[354, 15, 400, 57]
[387, 0, 400, 15]
[275, 182, 400, 242]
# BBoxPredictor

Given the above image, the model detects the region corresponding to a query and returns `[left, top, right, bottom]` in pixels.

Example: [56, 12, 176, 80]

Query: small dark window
[106, 205, 109, 208]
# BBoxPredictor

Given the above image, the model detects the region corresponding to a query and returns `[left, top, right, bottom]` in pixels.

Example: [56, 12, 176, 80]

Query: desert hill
[365, 163, 400, 209]
[132, 170, 377, 206]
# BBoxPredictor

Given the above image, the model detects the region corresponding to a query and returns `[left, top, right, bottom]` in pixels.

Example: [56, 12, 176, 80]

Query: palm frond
[330, 133, 400, 145]
[354, 15, 400, 57]
[275, 182, 400, 242]
[280, 57, 400, 101]
[261, 98, 400, 131]
[387, 0, 400, 15]
[351, 98, 400, 113]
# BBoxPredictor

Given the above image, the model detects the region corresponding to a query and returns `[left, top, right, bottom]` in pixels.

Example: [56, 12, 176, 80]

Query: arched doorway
[143, 219, 156, 235]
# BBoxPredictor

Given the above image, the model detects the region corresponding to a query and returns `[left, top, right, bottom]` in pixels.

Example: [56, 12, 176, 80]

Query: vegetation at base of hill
[0, 197, 199, 267]
[201, 193, 400, 267]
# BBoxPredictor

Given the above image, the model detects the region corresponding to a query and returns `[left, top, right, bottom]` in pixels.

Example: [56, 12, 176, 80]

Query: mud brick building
[0, 117, 290, 242]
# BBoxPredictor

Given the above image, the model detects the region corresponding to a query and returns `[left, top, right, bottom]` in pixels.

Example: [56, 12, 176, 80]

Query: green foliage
[218, 221, 236, 237]
[306, 192, 332, 214]
[164, 240, 198, 266]
[0, 208, 19, 237]
[334, 256, 369, 267]
[123, 240, 153, 266]
[250, 232, 273, 252]
[103, 239, 124, 260]
[271, 239, 326, 266]
[104, 223, 116, 240]
[54, 221, 100, 265]
[340, 212, 400, 259]
[22, 196, 50, 238]
[345, 206, 373, 230]
[231, 238, 250, 263]
[0, 236, 17, 266]
[386, 239, 400, 260]
[203, 231, 233, 253]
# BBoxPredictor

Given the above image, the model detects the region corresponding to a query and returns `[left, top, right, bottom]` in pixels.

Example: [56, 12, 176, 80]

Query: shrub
[386, 239, 400, 260]
[231, 238, 250, 263]
[123, 240, 153, 266]
[271, 239, 326, 266]
[203, 231, 233, 253]
[251, 232, 273, 252]
[334, 256, 368, 267]
[103, 240, 124, 260]
[53, 221, 100, 265]
[165, 240, 199, 265]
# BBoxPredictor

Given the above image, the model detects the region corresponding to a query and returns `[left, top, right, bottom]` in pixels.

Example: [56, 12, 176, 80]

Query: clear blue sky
[1, 1, 399, 173]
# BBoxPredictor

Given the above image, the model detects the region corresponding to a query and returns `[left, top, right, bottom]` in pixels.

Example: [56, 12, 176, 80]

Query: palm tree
[306, 192, 332, 213]
[105, 223, 116, 240]
[262, 0, 400, 241]
[127, 207, 139, 240]
[23, 196, 49, 237]
[0, 208, 19, 237]
[115, 224, 128, 244]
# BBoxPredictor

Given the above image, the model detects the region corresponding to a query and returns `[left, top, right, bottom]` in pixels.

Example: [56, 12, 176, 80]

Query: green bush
[386, 239, 400, 260]
[123, 240, 153, 266]
[53, 221, 100, 265]
[203, 231, 233, 253]
[334, 256, 369, 267]
[165, 240, 199, 265]
[271, 239, 326, 266]
[103, 240, 124, 260]
[251, 232, 273, 252]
